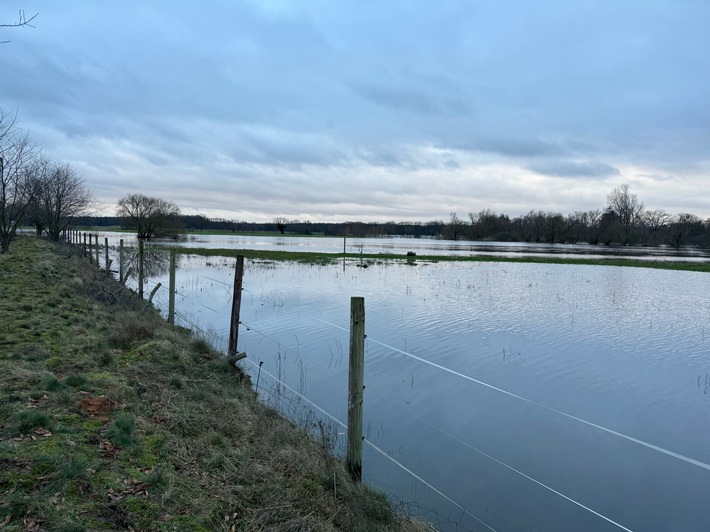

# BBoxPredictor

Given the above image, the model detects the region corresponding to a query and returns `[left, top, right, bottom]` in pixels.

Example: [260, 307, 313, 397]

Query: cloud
[2, 0, 710, 221]
[527, 160, 621, 179]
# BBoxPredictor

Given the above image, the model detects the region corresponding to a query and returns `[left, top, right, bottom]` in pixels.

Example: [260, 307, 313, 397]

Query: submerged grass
[0, 237, 428, 531]
[175, 246, 710, 273]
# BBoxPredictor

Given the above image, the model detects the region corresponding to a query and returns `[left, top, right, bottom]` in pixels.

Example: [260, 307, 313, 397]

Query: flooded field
[105, 235, 710, 531]
[93, 230, 710, 262]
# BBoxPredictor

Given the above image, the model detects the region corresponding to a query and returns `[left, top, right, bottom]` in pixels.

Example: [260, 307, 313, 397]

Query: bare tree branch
[0, 9, 38, 27]
[1, 10, 38, 43]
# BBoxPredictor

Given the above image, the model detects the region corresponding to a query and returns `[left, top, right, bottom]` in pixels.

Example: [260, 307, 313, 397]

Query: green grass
[0, 237, 428, 531]
[172, 246, 710, 272]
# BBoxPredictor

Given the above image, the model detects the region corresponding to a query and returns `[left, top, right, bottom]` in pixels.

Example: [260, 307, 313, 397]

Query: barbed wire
[243, 358, 496, 532]
[309, 315, 710, 474]
[239, 319, 345, 378]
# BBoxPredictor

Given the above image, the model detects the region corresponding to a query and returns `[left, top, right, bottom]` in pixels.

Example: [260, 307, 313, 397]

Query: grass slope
[0, 238, 426, 531]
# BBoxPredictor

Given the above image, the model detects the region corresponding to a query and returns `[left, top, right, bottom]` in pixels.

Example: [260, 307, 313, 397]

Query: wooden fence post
[347, 296, 365, 482]
[138, 239, 144, 300]
[228, 255, 244, 357]
[104, 237, 109, 272]
[119, 239, 124, 283]
[88, 234, 93, 264]
[168, 249, 176, 324]
[83, 233, 87, 258]
[94, 234, 100, 265]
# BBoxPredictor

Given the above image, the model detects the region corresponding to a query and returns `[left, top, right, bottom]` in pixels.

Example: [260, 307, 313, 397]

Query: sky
[1, 1, 709, 223]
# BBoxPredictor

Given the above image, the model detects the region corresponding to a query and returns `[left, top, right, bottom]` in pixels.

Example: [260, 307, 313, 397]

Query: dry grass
[0, 237, 428, 531]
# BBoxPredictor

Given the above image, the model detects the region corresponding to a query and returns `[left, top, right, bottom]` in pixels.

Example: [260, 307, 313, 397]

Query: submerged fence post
[138, 239, 144, 300]
[228, 255, 244, 357]
[347, 296, 365, 482]
[168, 249, 176, 325]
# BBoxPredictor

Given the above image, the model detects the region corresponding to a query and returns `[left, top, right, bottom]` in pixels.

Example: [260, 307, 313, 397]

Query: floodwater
[102, 235, 710, 531]
[92, 231, 710, 262]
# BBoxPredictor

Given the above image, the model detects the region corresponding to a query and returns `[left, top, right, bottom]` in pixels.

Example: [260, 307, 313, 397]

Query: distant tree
[545, 212, 566, 243]
[444, 212, 463, 240]
[116, 193, 180, 240]
[522, 210, 546, 242]
[0, 109, 39, 253]
[606, 184, 644, 244]
[40, 163, 93, 240]
[667, 213, 702, 248]
[274, 217, 288, 234]
[643, 209, 671, 245]
[565, 211, 590, 244]
[584, 209, 603, 244]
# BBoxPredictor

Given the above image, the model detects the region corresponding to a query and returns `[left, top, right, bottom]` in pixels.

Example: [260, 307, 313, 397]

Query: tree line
[0, 109, 92, 253]
[81, 183, 710, 250]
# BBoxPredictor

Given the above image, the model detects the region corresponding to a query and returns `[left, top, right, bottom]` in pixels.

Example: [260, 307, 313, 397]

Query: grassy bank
[0, 238, 427, 531]
[175, 246, 710, 273]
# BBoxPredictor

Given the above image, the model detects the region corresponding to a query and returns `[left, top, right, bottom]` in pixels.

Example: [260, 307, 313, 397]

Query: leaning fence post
[168, 249, 176, 325]
[347, 296, 365, 482]
[138, 239, 144, 300]
[228, 255, 244, 357]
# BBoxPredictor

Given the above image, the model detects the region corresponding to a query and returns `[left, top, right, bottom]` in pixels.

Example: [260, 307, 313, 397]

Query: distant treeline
[73, 184, 709, 249]
[74, 215, 445, 238]
[75, 210, 710, 249]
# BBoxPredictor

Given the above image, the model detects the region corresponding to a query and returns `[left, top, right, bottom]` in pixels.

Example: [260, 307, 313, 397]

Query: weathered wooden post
[94, 234, 100, 265]
[138, 239, 144, 300]
[347, 296, 365, 482]
[168, 249, 176, 324]
[88, 234, 93, 264]
[104, 237, 109, 272]
[228, 255, 244, 357]
[119, 239, 124, 283]
[83, 233, 87, 257]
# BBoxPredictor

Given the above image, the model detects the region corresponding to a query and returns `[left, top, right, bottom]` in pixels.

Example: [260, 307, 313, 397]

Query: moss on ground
[0, 237, 427, 531]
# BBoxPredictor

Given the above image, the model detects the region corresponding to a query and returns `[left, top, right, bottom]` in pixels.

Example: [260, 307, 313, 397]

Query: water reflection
[127, 253, 710, 531]
[92, 231, 710, 263]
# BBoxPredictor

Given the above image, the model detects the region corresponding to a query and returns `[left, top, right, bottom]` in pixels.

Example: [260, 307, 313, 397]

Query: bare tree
[42, 163, 93, 240]
[643, 209, 671, 245]
[606, 184, 644, 244]
[0, 110, 39, 253]
[274, 216, 288, 234]
[1, 10, 38, 43]
[23, 156, 52, 236]
[607, 184, 644, 229]
[116, 193, 180, 240]
[445, 212, 463, 240]
[668, 213, 701, 249]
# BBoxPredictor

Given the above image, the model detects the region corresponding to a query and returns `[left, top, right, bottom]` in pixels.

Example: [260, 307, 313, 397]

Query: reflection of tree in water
[123, 248, 181, 280]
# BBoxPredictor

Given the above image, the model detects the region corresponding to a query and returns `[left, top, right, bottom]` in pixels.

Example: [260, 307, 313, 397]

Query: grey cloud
[527, 160, 621, 179]
[351, 82, 472, 118]
[450, 137, 567, 158]
[3, 1, 710, 220]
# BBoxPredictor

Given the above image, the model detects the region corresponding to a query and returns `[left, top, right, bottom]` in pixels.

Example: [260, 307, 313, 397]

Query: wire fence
[71, 238, 710, 531]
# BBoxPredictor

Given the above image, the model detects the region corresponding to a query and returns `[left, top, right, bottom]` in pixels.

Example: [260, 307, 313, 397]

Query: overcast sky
[2, 1, 709, 222]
